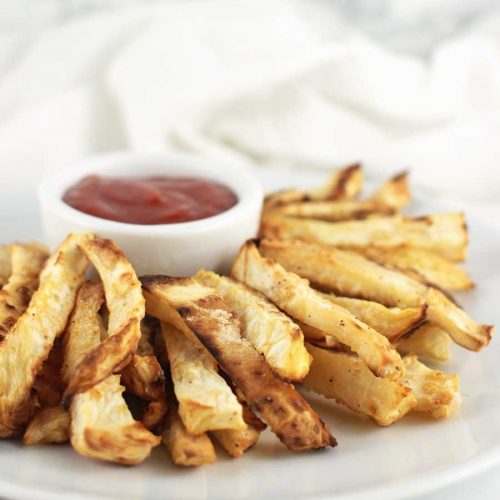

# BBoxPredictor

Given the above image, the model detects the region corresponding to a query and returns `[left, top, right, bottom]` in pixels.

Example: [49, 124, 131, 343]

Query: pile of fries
[0, 165, 493, 468]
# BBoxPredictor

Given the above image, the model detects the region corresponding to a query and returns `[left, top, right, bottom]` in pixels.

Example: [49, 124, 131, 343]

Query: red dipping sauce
[63, 175, 238, 225]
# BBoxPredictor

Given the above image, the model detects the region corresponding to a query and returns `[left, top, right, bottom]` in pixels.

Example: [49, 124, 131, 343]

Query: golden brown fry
[231, 241, 403, 380]
[211, 402, 264, 458]
[142, 276, 336, 451]
[263, 200, 394, 222]
[402, 355, 460, 418]
[195, 269, 311, 382]
[260, 213, 468, 261]
[322, 294, 426, 341]
[162, 385, 217, 467]
[303, 343, 416, 426]
[23, 406, 70, 445]
[0, 233, 90, 437]
[396, 323, 451, 362]
[161, 321, 246, 434]
[0, 243, 13, 286]
[264, 163, 362, 209]
[258, 238, 492, 351]
[358, 246, 474, 291]
[371, 171, 410, 210]
[0, 243, 49, 337]
[64, 237, 145, 400]
[64, 281, 159, 465]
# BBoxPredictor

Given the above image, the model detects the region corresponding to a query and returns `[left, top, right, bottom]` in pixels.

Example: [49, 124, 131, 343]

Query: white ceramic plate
[0, 166, 499, 500]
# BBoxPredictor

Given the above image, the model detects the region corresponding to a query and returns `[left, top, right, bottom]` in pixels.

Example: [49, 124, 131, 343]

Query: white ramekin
[38, 151, 263, 276]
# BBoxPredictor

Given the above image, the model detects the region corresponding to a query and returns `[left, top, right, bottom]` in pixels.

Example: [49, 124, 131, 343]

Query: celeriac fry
[358, 246, 474, 291]
[161, 321, 246, 434]
[23, 406, 70, 445]
[322, 294, 426, 341]
[63, 281, 159, 465]
[371, 171, 410, 210]
[64, 237, 145, 400]
[162, 381, 217, 467]
[402, 355, 460, 418]
[231, 241, 404, 380]
[258, 238, 492, 351]
[195, 269, 311, 381]
[264, 163, 362, 209]
[303, 343, 416, 426]
[260, 213, 468, 261]
[0, 244, 13, 286]
[396, 323, 451, 362]
[120, 319, 167, 430]
[142, 276, 336, 451]
[0, 233, 90, 437]
[211, 403, 265, 458]
[263, 199, 395, 222]
[0, 243, 49, 336]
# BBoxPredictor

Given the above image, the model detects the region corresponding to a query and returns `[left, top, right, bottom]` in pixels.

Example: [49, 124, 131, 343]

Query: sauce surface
[63, 175, 238, 224]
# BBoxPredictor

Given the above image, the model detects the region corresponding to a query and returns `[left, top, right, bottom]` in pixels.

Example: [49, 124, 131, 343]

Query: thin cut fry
[258, 238, 492, 351]
[0, 244, 13, 286]
[264, 163, 362, 209]
[195, 269, 311, 381]
[402, 355, 460, 418]
[0, 233, 90, 437]
[371, 171, 410, 210]
[323, 294, 426, 341]
[263, 199, 394, 222]
[142, 276, 336, 451]
[64, 237, 145, 400]
[161, 321, 246, 435]
[231, 241, 404, 380]
[162, 382, 217, 467]
[63, 281, 159, 465]
[23, 406, 70, 445]
[358, 246, 474, 291]
[0, 243, 49, 337]
[260, 213, 468, 261]
[303, 343, 416, 426]
[396, 323, 451, 362]
[211, 403, 265, 458]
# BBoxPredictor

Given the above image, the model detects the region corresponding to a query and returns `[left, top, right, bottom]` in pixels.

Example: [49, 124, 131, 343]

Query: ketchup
[63, 175, 238, 224]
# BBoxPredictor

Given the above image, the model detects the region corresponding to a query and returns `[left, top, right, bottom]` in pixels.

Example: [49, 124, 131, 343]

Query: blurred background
[1, 0, 500, 221]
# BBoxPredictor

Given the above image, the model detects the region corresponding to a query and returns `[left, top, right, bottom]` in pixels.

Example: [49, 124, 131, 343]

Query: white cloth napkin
[1, 0, 500, 214]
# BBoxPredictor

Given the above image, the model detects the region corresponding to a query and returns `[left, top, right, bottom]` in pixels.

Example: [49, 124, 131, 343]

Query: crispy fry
[264, 164, 362, 209]
[161, 321, 246, 434]
[211, 403, 264, 458]
[322, 294, 426, 341]
[0, 243, 49, 337]
[195, 269, 311, 382]
[260, 213, 468, 261]
[402, 355, 460, 418]
[231, 241, 403, 380]
[263, 200, 395, 223]
[121, 319, 167, 430]
[64, 281, 159, 465]
[162, 379, 217, 467]
[0, 233, 90, 437]
[142, 276, 335, 451]
[0, 243, 13, 286]
[358, 246, 474, 291]
[396, 323, 451, 362]
[258, 238, 492, 351]
[33, 340, 66, 408]
[64, 237, 145, 400]
[371, 171, 410, 210]
[23, 406, 70, 445]
[303, 343, 416, 426]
